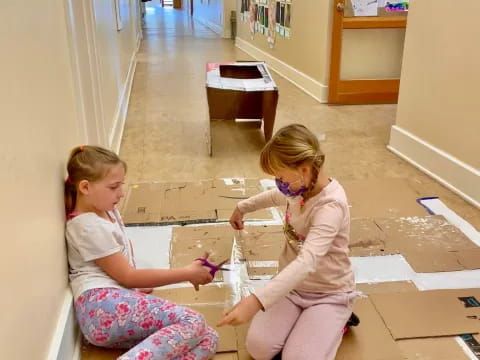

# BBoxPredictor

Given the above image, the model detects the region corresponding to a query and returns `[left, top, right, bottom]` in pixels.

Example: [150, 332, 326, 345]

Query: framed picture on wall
[114, 0, 123, 31]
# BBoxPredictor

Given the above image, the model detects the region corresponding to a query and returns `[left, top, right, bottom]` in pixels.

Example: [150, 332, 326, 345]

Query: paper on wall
[351, 0, 379, 16]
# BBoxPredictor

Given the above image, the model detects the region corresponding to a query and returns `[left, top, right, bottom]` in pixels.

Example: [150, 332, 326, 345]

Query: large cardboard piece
[236, 225, 285, 262]
[337, 298, 404, 360]
[170, 225, 234, 281]
[189, 305, 238, 352]
[343, 178, 428, 218]
[397, 337, 470, 360]
[119, 179, 272, 226]
[237, 225, 284, 278]
[375, 216, 480, 272]
[206, 62, 279, 153]
[370, 289, 480, 339]
[349, 218, 386, 257]
[350, 215, 480, 273]
[151, 284, 232, 305]
[81, 343, 239, 360]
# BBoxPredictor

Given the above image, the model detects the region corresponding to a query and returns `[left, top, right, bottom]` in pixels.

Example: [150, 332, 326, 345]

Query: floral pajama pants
[75, 288, 219, 360]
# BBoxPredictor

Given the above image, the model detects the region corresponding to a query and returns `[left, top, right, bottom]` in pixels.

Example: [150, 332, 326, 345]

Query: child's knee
[179, 307, 208, 332]
[246, 332, 279, 360]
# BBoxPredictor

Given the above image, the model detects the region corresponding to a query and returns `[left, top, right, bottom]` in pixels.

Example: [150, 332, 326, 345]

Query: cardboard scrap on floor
[188, 305, 238, 352]
[151, 284, 232, 305]
[170, 224, 285, 280]
[170, 224, 234, 281]
[397, 337, 470, 360]
[370, 288, 480, 340]
[81, 343, 239, 360]
[236, 225, 284, 279]
[339, 283, 476, 360]
[337, 297, 405, 360]
[350, 215, 480, 273]
[119, 179, 273, 226]
[343, 178, 428, 219]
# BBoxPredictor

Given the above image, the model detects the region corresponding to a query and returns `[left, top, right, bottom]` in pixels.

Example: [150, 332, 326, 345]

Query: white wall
[0, 1, 141, 358]
[389, 0, 480, 207]
[0, 1, 79, 358]
[193, 0, 229, 37]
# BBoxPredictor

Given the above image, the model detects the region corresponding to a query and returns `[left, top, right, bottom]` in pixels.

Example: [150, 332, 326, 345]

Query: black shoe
[346, 312, 360, 327]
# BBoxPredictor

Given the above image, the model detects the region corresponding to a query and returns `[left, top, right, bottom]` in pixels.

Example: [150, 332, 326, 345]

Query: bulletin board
[240, 0, 293, 48]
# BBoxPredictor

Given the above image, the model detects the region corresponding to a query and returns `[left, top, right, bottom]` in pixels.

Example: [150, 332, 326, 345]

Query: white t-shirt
[65, 208, 135, 301]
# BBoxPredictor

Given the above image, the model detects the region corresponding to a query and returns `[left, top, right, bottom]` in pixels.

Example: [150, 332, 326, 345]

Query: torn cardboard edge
[370, 289, 480, 340]
[119, 179, 276, 227]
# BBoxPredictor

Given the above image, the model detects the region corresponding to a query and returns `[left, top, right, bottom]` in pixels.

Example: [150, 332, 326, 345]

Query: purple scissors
[195, 257, 230, 277]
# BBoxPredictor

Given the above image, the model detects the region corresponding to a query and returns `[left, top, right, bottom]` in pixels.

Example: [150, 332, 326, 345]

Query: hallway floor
[120, 1, 479, 229]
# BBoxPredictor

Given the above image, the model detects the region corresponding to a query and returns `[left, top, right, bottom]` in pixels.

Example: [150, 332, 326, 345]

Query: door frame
[328, 0, 407, 104]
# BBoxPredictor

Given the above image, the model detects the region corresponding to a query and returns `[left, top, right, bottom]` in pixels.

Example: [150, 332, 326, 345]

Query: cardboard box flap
[370, 289, 480, 340]
[206, 62, 277, 91]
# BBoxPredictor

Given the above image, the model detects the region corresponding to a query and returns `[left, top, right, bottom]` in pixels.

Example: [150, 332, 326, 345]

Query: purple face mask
[275, 178, 307, 197]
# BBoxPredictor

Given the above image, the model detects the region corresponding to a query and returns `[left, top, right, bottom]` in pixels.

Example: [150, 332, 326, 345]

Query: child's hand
[229, 207, 244, 230]
[217, 295, 263, 327]
[186, 253, 214, 291]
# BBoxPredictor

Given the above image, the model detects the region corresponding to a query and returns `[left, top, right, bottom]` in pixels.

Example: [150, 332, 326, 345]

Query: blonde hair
[64, 145, 127, 216]
[260, 124, 325, 187]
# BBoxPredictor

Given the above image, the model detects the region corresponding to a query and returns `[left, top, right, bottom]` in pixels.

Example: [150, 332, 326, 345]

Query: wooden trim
[327, 1, 345, 103]
[337, 79, 400, 93]
[328, 1, 406, 104]
[343, 16, 407, 29]
[334, 79, 400, 104]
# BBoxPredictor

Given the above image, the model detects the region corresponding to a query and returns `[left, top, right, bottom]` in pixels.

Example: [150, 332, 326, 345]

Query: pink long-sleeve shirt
[238, 179, 355, 309]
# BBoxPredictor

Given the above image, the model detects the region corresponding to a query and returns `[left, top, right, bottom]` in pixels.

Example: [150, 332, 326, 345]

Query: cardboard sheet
[236, 225, 284, 262]
[370, 289, 480, 340]
[397, 337, 470, 360]
[213, 353, 239, 360]
[237, 226, 284, 278]
[343, 178, 428, 218]
[351, 215, 480, 273]
[119, 179, 272, 226]
[246, 266, 278, 279]
[188, 305, 238, 352]
[170, 225, 233, 268]
[349, 218, 387, 256]
[375, 216, 480, 272]
[151, 284, 232, 305]
[336, 298, 404, 360]
[81, 343, 239, 360]
[237, 349, 253, 360]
